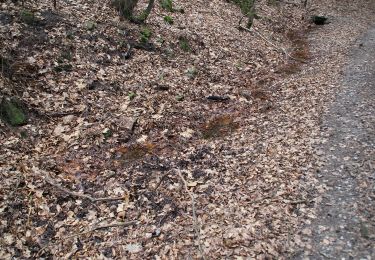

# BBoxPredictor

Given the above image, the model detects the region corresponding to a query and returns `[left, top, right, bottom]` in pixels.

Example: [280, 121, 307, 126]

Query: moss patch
[164, 15, 174, 24]
[0, 97, 28, 126]
[140, 27, 152, 43]
[179, 37, 190, 52]
[20, 9, 37, 25]
[161, 0, 174, 12]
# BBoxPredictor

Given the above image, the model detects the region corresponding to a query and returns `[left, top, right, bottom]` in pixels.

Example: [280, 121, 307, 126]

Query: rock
[0, 97, 27, 126]
[176, 95, 184, 101]
[85, 21, 96, 31]
[312, 15, 328, 25]
[360, 223, 369, 239]
[125, 243, 142, 253]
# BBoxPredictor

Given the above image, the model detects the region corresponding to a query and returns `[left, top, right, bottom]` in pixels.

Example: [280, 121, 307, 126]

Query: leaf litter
[1, 0, 375, 258]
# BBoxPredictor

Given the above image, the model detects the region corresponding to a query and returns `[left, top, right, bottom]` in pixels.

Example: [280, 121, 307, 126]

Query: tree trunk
[112, 0, 138, 19]
[112, 0, 154, 23]
[246, 0, 256, 28]
[132, 0, 155, 23]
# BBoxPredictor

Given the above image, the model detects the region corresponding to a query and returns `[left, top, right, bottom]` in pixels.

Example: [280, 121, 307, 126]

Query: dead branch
[178, 171, 206, 260]
[286, 199, 310, 205]
[64, 221, 137, 239]
[153, 170, 173, 191]
[43, 174, 125, 202]
[238, 22, 307, 63]
[36, 220, 136, 257]
[30, 107, 82, 119]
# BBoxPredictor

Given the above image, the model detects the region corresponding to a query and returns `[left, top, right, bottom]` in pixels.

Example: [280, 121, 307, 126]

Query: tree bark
[112, 0, 154, 23]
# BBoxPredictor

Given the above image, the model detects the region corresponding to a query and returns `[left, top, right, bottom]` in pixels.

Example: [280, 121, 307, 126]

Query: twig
[43, 174, 125, 202]
[178, 171, 205, 260]
[31, 108, 82, 119]
[247, 195, 276, 205]
[286, 199, 310, 205]
[36, 221, 136, 257]
[64, 221, 137, 239]
[303, 0, 308, 8]
[153, 170, 172, 191]
[238, 23, 306, 63]
[247, 189, 278, 205]
[319, 251, 332, 259]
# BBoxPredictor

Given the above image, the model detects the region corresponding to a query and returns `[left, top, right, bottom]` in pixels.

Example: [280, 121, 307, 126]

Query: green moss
[60, 50, 72, 61]
[164, 15, 174, 24]
[232, 0, 252, 15]
[231, 0, 257, 28]
[137, 10, 149, 22]
[179, 37, 190, 52]
[66, 30, 75, 39]
[57, 50, 72, 64]
[0, 98, 27, 126]
[161, 0, 174, 12]
[128, 92, 136, 100]
[20, 9, 36, 25]
[20, 131, 28, 138]
[140, 27, 152, 43]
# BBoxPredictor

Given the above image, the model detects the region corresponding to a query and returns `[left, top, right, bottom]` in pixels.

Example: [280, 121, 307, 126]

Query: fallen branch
[36, 221, 136, 257]
[178, 171, 205, 260]
[153, 170, 172, 191]
[31, 108, 82, 119]
[285, 199, 310, 205]
[43, 174, 125, 202]
[238, 20, 306, 63]
[64, 221, 137, 239]
[247, 189, 278, 205]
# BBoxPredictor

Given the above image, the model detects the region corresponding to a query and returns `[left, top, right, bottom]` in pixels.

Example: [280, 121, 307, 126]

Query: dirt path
[296, 26, 375, 259]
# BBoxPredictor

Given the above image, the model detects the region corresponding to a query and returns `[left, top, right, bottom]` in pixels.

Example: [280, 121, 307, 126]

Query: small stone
[125, 243, 142, 253]
[86, 21, 96, 30]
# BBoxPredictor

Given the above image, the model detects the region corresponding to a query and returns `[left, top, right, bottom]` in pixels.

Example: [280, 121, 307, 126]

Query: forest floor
[0, 0, 374, 259]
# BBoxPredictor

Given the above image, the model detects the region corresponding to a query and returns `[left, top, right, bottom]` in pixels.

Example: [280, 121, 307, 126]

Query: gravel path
[298, 26, 375, 259]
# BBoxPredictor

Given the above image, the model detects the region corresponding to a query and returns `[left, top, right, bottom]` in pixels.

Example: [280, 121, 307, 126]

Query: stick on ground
[178, 171, 206, 260]
[44, 175, 125, 202]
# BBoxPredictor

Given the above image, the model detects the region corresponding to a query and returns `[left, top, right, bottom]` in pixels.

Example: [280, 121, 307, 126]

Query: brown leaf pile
[1, 0, 374, 258]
